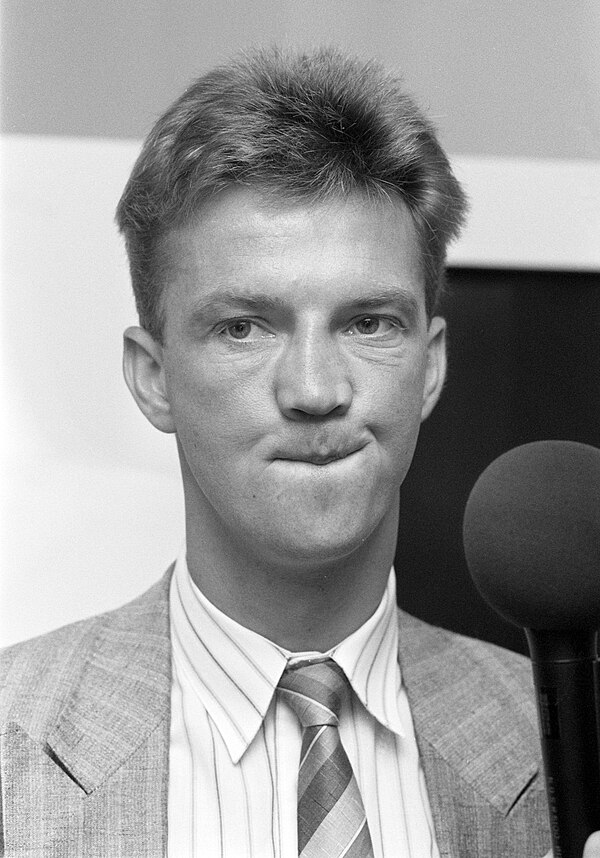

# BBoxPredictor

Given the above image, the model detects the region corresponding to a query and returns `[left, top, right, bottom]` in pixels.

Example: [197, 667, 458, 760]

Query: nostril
[277, 381, 352, 419]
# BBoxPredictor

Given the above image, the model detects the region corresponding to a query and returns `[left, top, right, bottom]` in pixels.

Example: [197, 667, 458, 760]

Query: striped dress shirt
[168, 554, 441, 858]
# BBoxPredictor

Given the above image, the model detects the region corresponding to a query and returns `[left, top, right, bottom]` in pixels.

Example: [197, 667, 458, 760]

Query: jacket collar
[45, 569, 173, 794]
[397, 607, 540, 816]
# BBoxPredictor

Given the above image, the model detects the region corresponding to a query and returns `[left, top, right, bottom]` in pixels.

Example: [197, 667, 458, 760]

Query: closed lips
[274, 445, 364, 465]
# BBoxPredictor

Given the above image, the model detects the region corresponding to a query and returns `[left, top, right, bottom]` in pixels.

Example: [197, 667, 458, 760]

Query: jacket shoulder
[0, 574, 171, 738]
[397, 607, 535, 702]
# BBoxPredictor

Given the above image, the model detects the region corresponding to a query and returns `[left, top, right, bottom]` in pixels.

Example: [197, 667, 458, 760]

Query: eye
[345, 316, 401, 338]
[227, 320, 253, 340]
[355, 317, 382, 335]
[220, 319, 274, 342]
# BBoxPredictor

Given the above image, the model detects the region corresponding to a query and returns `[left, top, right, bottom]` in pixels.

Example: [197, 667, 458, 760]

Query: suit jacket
[0, 569, 551, 857]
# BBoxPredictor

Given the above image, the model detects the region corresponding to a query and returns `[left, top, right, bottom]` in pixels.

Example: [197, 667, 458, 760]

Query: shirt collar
[170, 551, 404, 764]
[328, 571, 404, 739]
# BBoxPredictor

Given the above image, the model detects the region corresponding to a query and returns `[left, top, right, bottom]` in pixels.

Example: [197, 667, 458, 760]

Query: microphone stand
[525, 628, 600, 858]
[595, 635, 600, 798]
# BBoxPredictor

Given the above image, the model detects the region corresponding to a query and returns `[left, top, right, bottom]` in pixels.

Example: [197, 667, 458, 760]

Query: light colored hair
[116, 47, 467, 341]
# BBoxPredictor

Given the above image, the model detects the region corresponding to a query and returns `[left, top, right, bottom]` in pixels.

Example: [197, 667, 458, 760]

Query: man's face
[145, 188, 445, 568]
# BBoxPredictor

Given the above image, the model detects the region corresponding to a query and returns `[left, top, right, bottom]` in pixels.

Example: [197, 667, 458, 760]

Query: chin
[260, 516, 381, 568]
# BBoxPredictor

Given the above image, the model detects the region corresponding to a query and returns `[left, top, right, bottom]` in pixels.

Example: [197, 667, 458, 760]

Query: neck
[184, 504, 398, 652]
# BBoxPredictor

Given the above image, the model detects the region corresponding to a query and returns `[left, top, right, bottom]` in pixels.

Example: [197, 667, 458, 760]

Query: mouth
[274, 444, 364, 467]
[286, 454, 346, 466]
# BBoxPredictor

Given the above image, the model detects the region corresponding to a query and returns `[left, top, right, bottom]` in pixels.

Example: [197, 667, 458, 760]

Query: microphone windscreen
[463, 441, 600, 630]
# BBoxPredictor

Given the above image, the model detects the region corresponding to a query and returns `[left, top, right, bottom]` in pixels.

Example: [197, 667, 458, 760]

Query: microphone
[462, 440, 600, 858]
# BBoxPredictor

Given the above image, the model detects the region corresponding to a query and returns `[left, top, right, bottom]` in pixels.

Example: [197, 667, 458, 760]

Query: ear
[122, 326, 176, 433]
[421, 316, 447, 421]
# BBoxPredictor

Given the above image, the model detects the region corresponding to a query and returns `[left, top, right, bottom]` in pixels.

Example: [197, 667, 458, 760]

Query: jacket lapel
[46, 571, 172, 794]
[2, 571, 173, 857]
[1, 721, 86, 852]
[397, 609, 543, 857]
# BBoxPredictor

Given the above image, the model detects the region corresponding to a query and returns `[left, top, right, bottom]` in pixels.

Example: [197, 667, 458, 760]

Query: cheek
[166, 357, 268, 460]
[365, 358, 427, 430]
[365, 370, 429, 482]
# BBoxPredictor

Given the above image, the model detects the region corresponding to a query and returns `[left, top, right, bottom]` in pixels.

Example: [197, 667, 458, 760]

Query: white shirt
[168, 554, 440, 857]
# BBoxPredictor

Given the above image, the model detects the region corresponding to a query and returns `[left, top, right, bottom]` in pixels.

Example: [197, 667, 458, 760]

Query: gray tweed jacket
[0, 569, 551, 856]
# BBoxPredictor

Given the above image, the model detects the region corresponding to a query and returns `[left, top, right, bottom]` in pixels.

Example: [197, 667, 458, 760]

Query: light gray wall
[2, 0, 599, 159]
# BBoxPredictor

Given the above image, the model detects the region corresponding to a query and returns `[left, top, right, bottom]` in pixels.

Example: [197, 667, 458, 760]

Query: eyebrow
[341, 290, 422, 316]
[188, 285, 422, 323]
[193, 290, 286, 314]
[186, 292, 285, 328]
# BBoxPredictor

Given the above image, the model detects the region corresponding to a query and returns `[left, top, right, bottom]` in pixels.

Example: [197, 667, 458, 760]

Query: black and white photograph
[1, 2, 599, 855]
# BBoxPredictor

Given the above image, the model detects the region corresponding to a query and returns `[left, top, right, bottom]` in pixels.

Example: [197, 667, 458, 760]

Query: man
[1, 47, 598, 857]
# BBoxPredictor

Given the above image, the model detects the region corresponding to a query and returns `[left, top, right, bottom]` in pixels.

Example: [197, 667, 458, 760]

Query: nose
[274, 330, 353, 419]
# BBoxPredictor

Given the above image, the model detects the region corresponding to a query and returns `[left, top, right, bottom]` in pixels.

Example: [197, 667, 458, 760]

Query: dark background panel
[396, 268, 600, 655]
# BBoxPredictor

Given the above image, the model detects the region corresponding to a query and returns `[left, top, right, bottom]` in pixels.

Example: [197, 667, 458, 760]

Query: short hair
[116, 47, 467, 342]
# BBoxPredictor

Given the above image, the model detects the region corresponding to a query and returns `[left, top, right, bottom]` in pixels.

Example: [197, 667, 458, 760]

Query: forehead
[159, 187, 425, 312]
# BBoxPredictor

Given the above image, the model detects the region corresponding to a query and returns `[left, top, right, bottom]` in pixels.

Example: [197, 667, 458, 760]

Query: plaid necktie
[278, 658, 375, 858]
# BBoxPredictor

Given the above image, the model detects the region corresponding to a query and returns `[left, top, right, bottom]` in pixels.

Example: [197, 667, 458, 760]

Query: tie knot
[278, 658, 350, 728]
